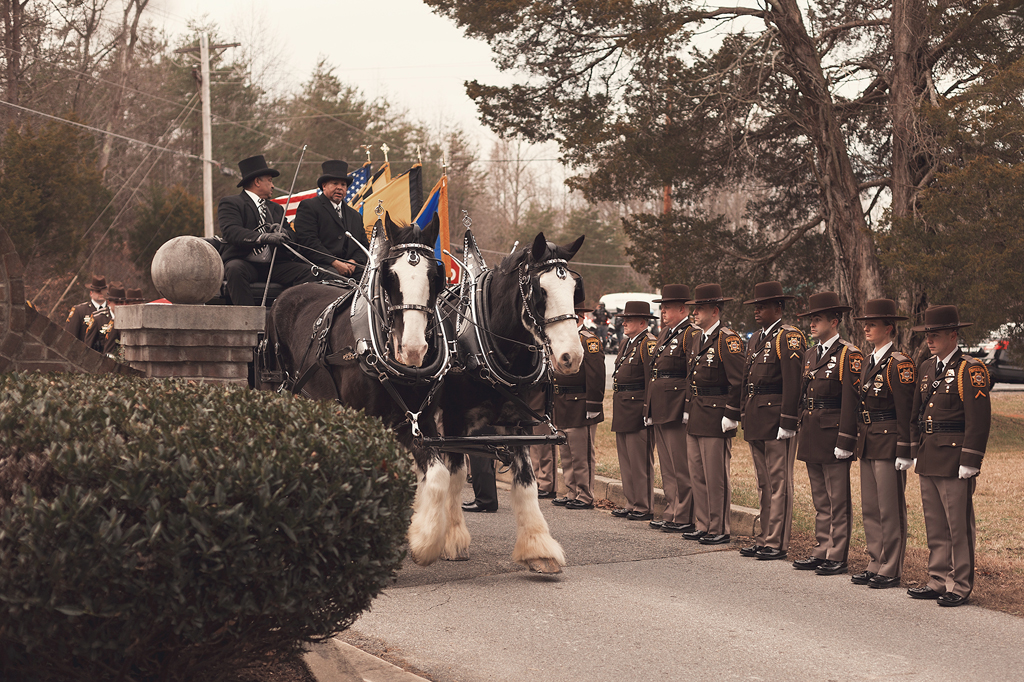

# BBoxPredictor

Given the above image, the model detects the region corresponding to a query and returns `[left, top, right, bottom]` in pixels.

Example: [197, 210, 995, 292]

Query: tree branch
[816, 18, 889, 45]
[925, 0, 1024, 69]
[715, 212, 823, 264]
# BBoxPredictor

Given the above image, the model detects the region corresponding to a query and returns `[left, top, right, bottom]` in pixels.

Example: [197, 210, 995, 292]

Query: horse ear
[558, 234, 585, 261]
[530, 233, 548, 261]
[384, 211, 402, 243]
[419, 212, 440, 248]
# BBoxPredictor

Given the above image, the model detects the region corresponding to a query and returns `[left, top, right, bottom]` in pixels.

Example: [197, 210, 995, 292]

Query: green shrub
[0, 372, 415, 682]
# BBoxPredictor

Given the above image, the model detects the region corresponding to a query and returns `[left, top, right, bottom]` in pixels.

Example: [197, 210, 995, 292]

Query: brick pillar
[116, 305, 265, 386]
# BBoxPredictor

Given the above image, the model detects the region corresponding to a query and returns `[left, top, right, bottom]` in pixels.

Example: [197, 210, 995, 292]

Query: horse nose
[561, 352, 572, 365]
[404, 344, 427, 367]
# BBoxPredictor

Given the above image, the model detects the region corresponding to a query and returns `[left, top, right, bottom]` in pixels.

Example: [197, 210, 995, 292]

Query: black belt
[554, 385, 586, 395]
[747, 383, 783, 396]
[860, 409, 897, 424]
[613, 382, 644, 392]
[804, 397, 841, 411]
[652, 369, 687, 379]
[919, 419, 966, 434]
[692, 384, 729, 396]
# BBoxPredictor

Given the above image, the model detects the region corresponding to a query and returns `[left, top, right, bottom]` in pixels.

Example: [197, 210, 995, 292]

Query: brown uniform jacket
[644, 320, 698, 424]
[611, 329, 656, 433]
[854, 347, 916, 460]
[741, 323, 806, 440]
[64, 301, 97, 343]
[686, 324, 745, 438]
[84, 306, 112, 354]
[553, 328, 606, 428]
[797, 339, 863, 462]
[910, 350, 991, 477]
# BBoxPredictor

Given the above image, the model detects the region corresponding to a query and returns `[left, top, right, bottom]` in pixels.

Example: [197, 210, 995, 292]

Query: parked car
[976, 340, 1023, 386]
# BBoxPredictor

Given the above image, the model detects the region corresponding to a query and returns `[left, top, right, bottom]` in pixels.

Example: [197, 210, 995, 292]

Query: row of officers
[521, 281, 990, 608]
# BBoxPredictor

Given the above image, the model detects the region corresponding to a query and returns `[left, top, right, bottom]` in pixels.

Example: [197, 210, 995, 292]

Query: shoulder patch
[969, 364, 989, 388]
[849, 352, 863, 373]
[647, 338, 656, 355]
[586, 337, 601, 354]
[897, 360, 915, 384]
[787, 332, 803, 350]
[726, 335, 743, 354]
[66, 306, 76, 322]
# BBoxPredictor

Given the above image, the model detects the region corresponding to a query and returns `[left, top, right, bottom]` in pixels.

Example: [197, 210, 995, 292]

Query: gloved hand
[834, 447, 854, 460]
[959, 465, 980, 479]
[588, 411, 601, 420]
[682, 412, 689, 424]
[644, 417, 652, 426]
[895, 457, 914, 471]
[777, 427, 796, 440]
[256, 231, 291, 246]
[722, 416, 738, 433]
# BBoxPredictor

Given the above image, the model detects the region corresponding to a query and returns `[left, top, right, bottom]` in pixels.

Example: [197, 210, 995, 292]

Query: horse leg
[509, 447, 566, 574]
[441, 453, 471, 561]
[407, 449, 451, 566]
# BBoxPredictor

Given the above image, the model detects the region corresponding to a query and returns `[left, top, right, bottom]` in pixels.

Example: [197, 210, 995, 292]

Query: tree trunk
[2, 0, 25, 107]
[99, 0, 148, 174]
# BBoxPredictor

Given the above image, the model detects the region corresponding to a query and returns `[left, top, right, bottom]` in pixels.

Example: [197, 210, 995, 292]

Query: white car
[598, 292, 662, 320]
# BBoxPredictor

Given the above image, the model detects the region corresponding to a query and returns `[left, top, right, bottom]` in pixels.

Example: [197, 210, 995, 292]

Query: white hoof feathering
[407, 461, 451, 566]
[510, 480, 566, 569]
[442, 465, 471, 561]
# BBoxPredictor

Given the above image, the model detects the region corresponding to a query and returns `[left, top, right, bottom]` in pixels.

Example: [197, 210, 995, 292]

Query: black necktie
[817, 345, 824, 361]
[935, 360, 944, 376]
[867, 355, 875, 373]
[701, 333, 708, 346]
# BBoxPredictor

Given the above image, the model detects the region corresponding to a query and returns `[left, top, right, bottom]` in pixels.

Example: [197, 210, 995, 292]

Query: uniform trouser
[468, 454, 497, 510]
[224, 258, 316, 306]
[529, 423, 557, 494]
[615, 429, 654, 514]
[920, 474, 976, 598]
[860, 458, 908, 578]
[749, 438, 797, 550]
[654, 422, 691, 524]
[805, 459, 852, 562]
[561, 424, 597, 504]
[686, 434, 732, 535]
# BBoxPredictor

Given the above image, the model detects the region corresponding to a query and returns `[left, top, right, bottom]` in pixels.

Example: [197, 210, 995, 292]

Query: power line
[478, 248, 634, 269]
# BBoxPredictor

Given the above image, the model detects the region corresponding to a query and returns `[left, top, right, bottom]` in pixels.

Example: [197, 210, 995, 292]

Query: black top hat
[86, 275, 107, 292]
[797, 291, 853, 317]
[685, 283, 733, 305]
[653, 284, 691, 304]
[853, 298, 908, 321]
[106, 285, 127, 304]
[317, 160, 353, 188]
[912, 305, 973, 332]
[615, 301, 656, 319]
[743, 281, 796, 305]
[236, 155, 280, 188]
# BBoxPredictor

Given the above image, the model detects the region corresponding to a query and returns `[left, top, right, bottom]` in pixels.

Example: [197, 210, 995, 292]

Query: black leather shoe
[815, 560, 848, 576]
[682, 529, 708, 541]
[461, 502, 497, 513]
[552, 497, 570, 506]
[565, 499, 594, 510]
[908, 586, 944, 600]
[611, 507, 631, 518]
[661, 522, 690, 533]
[938, 593, 969, 607]
[756, 547, 788, 560]
[851, 570, 877, 585]
[649, 519, 665, 529]
[627, 511, 654, 521]
[792, 557, 826, 570]
[537, 490, 556, 499]
[868, 574, 901, 589]
[698, 533, 730, 545]
[739, 544, 764, 557]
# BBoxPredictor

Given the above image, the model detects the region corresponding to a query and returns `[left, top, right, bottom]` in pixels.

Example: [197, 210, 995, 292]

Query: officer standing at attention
[851, 298, 915, 589]
[791, 292, 864, 575]
[644, 284, 698, 532]
[65, 275, 108, 344]
[609, 301, 658, 521]
[907, 305, 991, 607]
[739, 282, 806, 561]
[683, 284, 745, 545]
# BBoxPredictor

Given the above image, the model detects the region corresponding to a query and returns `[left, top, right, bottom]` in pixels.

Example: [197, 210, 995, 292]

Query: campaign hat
[797, 291, 852, 317]
[106, 284, 127, 304]
[653, 284, 691, 304]
[126, 287, 146, 304]
[853, 298, 908, 321]
[685, 283, 733, 305]
[85, 275, 107, 292]
[912, 305, 973, 332]
[743, 281, 796, 305]
[615, 301, 656, 319]
[236, 154, 280, 188]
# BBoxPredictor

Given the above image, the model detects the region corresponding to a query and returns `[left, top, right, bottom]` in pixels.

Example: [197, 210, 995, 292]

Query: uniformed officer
[550, 298, 606, 510]
[609, 301, 658, 521]
[739, 281, 806, 560]
[83, 282, 120, 354]
[851, 298, 915, 589]
[683, 284, 745, 545]
[529, 386, 558, 500]
[792, 292, 863, 575]
[644, 284, 698, 532]
[65, 275, 107, 344]
[907, 305, 991, 606]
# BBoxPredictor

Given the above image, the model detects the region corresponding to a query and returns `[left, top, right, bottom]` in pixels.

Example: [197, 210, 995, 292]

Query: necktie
[258, 198, 270, 225]
[935, 360, 944, 376]
[817, 345, 824, 361]
[337, 201, 346, 219]
[702, 333, 708, 346]
[867, 355, 875, 373]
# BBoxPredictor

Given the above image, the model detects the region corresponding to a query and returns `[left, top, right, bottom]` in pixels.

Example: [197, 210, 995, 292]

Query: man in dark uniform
[90, 284, 124, 357]
[219, 154, 315, 306]
[551, 298, 606, 510]
[593, 302, 611, 349]
[852, 298, 915, 589]
[740, 281, 806, 561]
[293, 160, 370, 278]
[644, 284, 698, 532]
[65, 275, 107, 343]
[792, 292, 863, 575]
[683, 284, 745, 545]
[609, 301, 658, 521]
[908, 305, 991, 606]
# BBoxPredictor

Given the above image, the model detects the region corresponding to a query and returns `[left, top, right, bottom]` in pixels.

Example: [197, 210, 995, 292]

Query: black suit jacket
[293, 194, 369, 270]
[216, 191, 293, 263]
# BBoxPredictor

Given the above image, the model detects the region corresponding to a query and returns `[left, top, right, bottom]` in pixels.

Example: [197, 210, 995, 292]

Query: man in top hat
[294, 160, 370, 278]
[739, 281, 806, 561]
[791, 292, 864, 575]
[609, 301, 658, 521]
[550, 296, 606, 510]
[683, 284, 745, 544]
[851, 298, 915, 589]
[907, 305, 991, 606]
[218, 154, 316, 306]
[65, 275, 108, 344]
[643, 284, 699, 532]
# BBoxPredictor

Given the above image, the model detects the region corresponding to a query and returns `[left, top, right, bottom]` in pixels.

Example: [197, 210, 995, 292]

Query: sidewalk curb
[305, 638, 431, 682]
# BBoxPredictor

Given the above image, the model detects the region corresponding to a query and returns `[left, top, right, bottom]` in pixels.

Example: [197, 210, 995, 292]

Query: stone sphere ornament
[151, 236, 224, 304]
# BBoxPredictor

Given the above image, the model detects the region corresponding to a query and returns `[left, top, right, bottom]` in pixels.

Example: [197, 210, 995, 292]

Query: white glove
[777, 427, 796, 440]
[959, 465, 980, 479]
[682, 412, 689, 424]
[722, 417, 738, 433]
[895, 457, 914, 471]
[834, 447, 853, 460]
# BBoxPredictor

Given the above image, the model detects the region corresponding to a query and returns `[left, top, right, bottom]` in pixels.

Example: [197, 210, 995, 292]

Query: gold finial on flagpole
[375, 199, 384, 217]
[441, 152, 448, 177]
[360, 144, 372, 163]
[380, 143, 390, 164]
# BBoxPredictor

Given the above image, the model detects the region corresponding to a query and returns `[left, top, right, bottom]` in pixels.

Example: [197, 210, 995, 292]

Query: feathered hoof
[525, 557, 563, 574]
[407, 526, 443, 566]
[442, 547, 470, 561]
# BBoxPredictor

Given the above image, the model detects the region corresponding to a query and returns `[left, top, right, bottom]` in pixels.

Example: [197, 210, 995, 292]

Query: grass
[592, 391, 1024, 616]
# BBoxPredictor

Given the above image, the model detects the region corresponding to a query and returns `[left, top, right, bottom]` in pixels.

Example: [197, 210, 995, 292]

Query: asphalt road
[344, 485, 1024, 682]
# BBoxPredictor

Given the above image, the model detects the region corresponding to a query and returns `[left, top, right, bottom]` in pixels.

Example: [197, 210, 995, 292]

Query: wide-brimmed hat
[685, 283, 733, 305]
[236, 154, 280, 188]
[575, 299, 595, 314]
[912, 305, 973, 332]
[85, 275, 107, 292]
[797, 291, 853, 317]
[126, 287, 145, 304]
[853, 298, 908, 321]
[317, 160, 353, 188]
[106, 285, 127, 304]
[653, 284, 691, 304]
[743, 281, 796, 305]
[615, 301, 656, 319]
